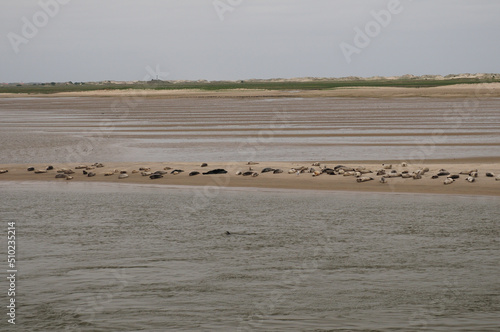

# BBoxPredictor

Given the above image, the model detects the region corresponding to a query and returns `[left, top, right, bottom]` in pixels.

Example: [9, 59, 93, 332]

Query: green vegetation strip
[1, 78, 499, 94]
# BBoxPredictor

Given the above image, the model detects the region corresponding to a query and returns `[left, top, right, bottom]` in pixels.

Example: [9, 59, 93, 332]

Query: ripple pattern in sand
[1, 97, 499, 162]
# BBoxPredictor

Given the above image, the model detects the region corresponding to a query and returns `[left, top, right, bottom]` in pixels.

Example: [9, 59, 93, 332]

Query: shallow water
[1, 182, 499, 331]
[1, 97, 500, 163]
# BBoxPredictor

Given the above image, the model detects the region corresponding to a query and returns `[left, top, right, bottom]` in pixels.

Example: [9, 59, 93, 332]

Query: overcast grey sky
[1, 0, 499, 83]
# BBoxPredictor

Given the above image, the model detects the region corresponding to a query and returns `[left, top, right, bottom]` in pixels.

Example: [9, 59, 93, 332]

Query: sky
[1, 0, 499, 83]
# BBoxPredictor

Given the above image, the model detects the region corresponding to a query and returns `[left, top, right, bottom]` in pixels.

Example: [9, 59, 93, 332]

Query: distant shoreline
[1, 83, 500, 99]
[1, 73, 500, 97]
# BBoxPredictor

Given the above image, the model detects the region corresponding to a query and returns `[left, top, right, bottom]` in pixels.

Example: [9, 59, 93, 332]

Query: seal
[261, 168, 274, 173]
[189, 171, 200, 176]
[356, 177, 373, 182]
[323, 168, 335, 175]
[170, 169, 184, 174]
[150, 174, 163, 179]
[384, 173, 400, 178]
[443, 178, 454, 185]
[202, 169, 227, 175]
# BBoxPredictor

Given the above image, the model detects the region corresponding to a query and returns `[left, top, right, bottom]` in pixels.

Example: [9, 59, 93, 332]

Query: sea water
[1, 181, 499, 331]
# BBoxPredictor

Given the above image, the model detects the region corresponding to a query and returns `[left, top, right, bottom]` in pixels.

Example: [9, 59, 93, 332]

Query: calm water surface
[1, 182, 499, 331]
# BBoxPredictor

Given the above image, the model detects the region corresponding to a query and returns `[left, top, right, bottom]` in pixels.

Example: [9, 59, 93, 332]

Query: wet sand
[1, 95, 500, 163]
[1, 160, 499, 196]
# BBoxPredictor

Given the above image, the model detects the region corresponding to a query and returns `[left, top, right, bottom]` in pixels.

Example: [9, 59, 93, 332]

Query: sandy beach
[1, 159, 499, 196]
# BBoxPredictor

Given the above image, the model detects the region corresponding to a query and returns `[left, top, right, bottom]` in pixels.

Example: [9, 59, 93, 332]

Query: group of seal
[83, 170, 96, 177]
[440, 168, 478, 185]
[3, 162, 500, 186]
[274, 162, 500, 186]
[16, 163, 105, 180]
[261, 168, 283, 174]
[26, 165, 54, 173]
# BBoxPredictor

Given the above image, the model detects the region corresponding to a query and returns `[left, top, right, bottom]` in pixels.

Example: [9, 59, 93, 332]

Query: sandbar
[1, 160, 499, 196]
